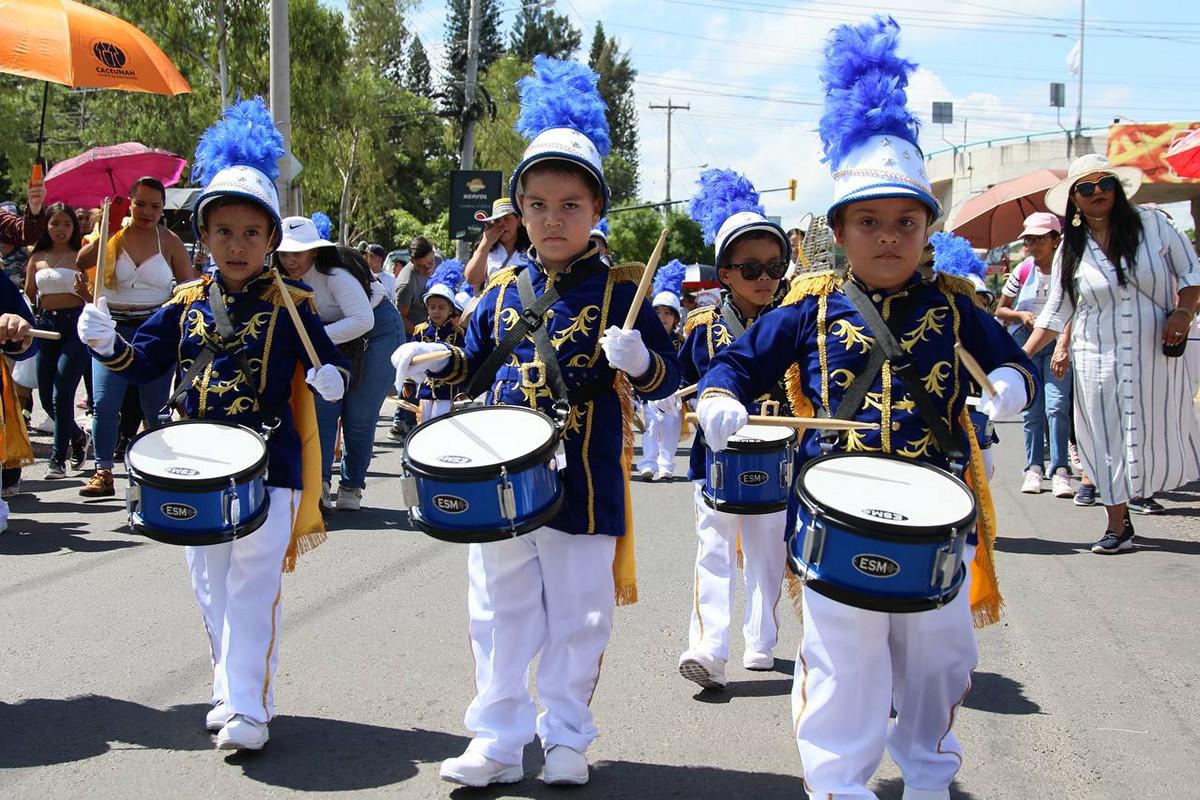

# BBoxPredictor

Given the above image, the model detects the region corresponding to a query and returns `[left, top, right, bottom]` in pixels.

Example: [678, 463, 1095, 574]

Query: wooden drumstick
[954, 343, 996, 398]
[674, 383, 698, 400]
[411, 349, 453, 366]
[29, 329, 61, 340]
[92, 198, 111, 304]
[387, 397, 421, 414]
[684, 412, 878, 432]
[621, 228, 669, 330]
[272, 268, 322, 368]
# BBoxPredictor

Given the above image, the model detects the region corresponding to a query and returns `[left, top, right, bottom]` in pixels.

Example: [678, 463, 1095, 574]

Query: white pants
[794, 547, 977, 800]
[186, 486, 295, 725]
[688, 483, 787, 661]
[420, 398, 452, 422]
[464, 526, 617, 765]
[0, 496, 8, 532]
[638, 401, 681, 473]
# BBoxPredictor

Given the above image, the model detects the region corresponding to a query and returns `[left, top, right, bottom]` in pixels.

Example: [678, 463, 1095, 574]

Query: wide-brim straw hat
[1044, 154, 1142, 215]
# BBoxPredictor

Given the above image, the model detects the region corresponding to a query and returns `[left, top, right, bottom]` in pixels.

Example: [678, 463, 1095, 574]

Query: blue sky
[327, 0, 1200, 228]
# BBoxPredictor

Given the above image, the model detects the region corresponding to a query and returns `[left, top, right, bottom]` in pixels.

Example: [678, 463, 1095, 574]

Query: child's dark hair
[34, 203, 83, 251]
[520, 161, 603, 203]
[129, 176, 167, 203]
[1059, 183, 1141, 304]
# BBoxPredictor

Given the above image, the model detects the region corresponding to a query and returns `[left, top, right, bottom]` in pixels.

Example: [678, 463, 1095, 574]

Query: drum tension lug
[710, 461, 723, 490]
[497, 466, 518, 533]
[801, 517, 825, 576]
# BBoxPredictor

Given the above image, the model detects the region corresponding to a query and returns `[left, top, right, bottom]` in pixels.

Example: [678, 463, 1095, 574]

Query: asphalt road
[2, 412, 1198, 799]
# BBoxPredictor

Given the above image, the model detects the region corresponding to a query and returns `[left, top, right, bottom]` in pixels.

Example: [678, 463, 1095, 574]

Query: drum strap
[840, 282, 964, 468]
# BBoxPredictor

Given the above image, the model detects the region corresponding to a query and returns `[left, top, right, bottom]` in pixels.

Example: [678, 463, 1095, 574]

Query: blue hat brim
[509, 152, 610, 216]
[715, 219, 792, 268]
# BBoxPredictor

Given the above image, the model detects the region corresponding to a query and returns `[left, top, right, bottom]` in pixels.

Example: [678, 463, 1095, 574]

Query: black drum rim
[129, 495, 271, 546]
[786, 563, 966, 613]
[126, 420, 269, 492]
[409, 490, 565, 543]
[403, 405, 561, 480]
[701, 494, 789, 515]
[713, 430, 797, 454]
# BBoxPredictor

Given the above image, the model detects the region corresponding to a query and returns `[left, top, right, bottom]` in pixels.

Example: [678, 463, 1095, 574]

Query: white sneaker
[336, 485, 362, 511]
[319, 480, 333, 512]
[542, 745, 589, 785]
[1051, 468, 1075, 498]
[655, 468, 674, 481]
[1020, 467, 1044, 494]
[678, 650, 727, 689]
[205, 702, 231, 732]
[743, 650, 775, 670]
[215, 714, 269, 750]
[439, 751, 523, 787]
[638, 465, 654, 480]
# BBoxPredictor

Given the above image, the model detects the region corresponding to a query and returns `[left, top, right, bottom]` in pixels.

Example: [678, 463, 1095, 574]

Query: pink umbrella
[947, 168, 1066, 249]
[44, 142, 187, 206]
[1165, 129, 1200, 179]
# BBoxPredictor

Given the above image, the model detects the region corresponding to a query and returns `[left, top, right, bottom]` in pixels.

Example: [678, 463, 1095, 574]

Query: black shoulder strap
[841, 281, 964, 465]
[718, 301, 746, 339]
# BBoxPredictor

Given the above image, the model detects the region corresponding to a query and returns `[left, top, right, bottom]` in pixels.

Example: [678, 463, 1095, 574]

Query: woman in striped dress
[1024, 155, 1200, 554]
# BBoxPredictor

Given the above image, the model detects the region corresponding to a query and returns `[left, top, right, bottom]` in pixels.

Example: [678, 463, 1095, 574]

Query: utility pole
[1074, 0, 1085, 141]
[649, 98, 690, 210]
[217, 0, 228, 110]
[269, 0, 292, 217]
[457, 0, 482, 261]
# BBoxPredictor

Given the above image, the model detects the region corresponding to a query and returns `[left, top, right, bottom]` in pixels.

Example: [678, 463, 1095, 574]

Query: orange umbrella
[0, 0, 191, 162]
[946, 168, 1066, 249]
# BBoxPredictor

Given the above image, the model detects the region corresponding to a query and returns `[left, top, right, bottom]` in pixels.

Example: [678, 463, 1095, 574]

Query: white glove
[653, 394, 681, 414]
[698, 394, 749, 452]
[975, 366, 1028, 422]
[306, 364, 345, 402]
[391, 341, 450, 390]
[78, 297, 117, 356]
[599, 326, 651, 376]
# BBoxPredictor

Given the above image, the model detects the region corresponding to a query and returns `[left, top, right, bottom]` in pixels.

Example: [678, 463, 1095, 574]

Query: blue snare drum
[125, 421, 270, 546]
[788, 453, 975, 612]
[702, 424, 796, 515]
[402, 406, 565, 543]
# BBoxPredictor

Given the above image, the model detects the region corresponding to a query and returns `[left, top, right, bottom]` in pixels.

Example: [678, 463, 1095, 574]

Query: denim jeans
[1012, 327, 1071, 474]
[90, 320, 174, 469]
[35, 308, 86, 463]
[315, 301, 405, 489]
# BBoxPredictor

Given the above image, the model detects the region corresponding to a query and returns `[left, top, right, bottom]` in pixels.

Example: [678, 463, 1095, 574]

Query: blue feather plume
[192, 97, 285, 187]
[597, 217, 609, 235]
[930, 231, 987, 280]
[688, 169, 764, 246]
[818, 16, 922, 167]
[311, 211, 332, 240]
[654, 259, 686, 298]
[428, 258, 465, 294]
[514, 55, 611, 157]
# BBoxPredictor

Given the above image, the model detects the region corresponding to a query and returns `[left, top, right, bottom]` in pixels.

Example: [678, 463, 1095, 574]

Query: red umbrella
[947, 168, 1066, 249]
[44, 142, 187, 206]
[1165, 129, 1200, 179]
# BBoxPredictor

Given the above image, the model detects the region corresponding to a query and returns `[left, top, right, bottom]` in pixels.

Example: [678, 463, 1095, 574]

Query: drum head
[799, 454, 974, 531]
[728, 423, 796, 450]
[405, 406, 559, 478]
[127, 421, 268, 490]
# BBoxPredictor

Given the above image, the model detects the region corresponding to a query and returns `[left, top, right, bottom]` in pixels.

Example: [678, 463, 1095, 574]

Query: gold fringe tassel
[0, 359, 33, 467]
[283, 365, 328, 573]
[610, 261, 646, 286]
[167, 276, 212, 307]
[960, 409, 1003, 627]
[781, 270, 839, 307]
[614, 372, 638, 605]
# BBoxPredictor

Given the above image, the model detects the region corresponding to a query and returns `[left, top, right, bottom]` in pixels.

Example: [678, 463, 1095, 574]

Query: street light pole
[457, 0, 482, 261]
[269, 0, 292, 217]
[649, 98, 690, 212]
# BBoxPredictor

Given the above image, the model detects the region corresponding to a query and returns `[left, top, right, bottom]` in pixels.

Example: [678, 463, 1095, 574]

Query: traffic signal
[788, 178, 797, 202]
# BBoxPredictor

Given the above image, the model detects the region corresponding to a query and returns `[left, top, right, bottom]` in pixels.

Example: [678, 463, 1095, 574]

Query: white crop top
[109, 228, 174, 308]
[34, 265, 79, 296]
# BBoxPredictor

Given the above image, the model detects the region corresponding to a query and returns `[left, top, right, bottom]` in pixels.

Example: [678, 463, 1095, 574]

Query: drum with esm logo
[125, 421, 270, 546]
[401, 405, 565, 543]
[788, 453, 975, 612]
[702, 423, 796, 514]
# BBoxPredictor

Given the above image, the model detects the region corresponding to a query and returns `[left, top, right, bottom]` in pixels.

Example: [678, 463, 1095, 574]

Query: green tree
[405, 37, 433, 98]
[606, 209, 706, 266]
[473, 55, 530, 183]
[347, 0, 413, 85]
[509, 6, 580, 62]
[587, 23, 639, 201]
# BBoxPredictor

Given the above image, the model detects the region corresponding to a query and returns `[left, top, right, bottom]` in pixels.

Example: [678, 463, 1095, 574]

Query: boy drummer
[677, 170, 791, 688]
[392, 56, 680, 788]
[78, 99, 347, 752]
[695, 19, 1038, 800]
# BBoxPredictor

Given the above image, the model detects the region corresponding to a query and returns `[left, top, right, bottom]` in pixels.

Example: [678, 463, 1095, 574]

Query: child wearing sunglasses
[675, 168, 792, 689]
[695, 19, 1038, 798]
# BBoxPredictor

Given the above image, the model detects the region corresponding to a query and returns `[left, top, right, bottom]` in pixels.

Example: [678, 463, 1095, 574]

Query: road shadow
[0, 696, 211, 768]
[0, 519, 143, 555]
[448, 757, 806, 799]
[963, 671, 1042, 716]
[226, 717, 467, 791]
[872, 777, 979, 800]
[993, 536, 1089, 556]
[690, 677, 793, 704]
[1125, 534, 1200, 555]
[322, 506, 419, 533]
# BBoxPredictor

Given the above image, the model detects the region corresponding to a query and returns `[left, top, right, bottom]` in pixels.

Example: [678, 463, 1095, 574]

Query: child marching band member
[77, 99, 348, 752]
[413, 258, 467, 420]
[638, 258, 686, 481]
[393, 55, 681, 788]
[695, 19, 1038, 799]
[676, 170, 792, 688]
[0, 277, 37, 533]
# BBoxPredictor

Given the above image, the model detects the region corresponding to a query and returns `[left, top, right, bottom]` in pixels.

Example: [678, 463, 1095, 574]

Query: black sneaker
[1074, 483, 1097, 506]
[388, 423, 409, 441]
[1091, 526, 1135, 554]
[69, 431, 89, 470]
[1127, 496, 1164, 515]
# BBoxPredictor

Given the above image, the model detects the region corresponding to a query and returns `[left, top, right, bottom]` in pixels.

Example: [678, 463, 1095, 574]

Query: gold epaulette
[484, 265, 519, 292]
[781, 269, 840, 306]
[683, 304, 716, 336]
[412, 321, 429, 337]
[935, 272, 986, 307]
[610, 261, 645, 284]
[262, 277, 316, 311]
[167, 276, 212, 307]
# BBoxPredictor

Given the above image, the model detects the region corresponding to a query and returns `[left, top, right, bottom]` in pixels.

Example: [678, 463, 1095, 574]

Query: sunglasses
[1073, 175, 1119, 197]
[727, 259, 788, 280]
